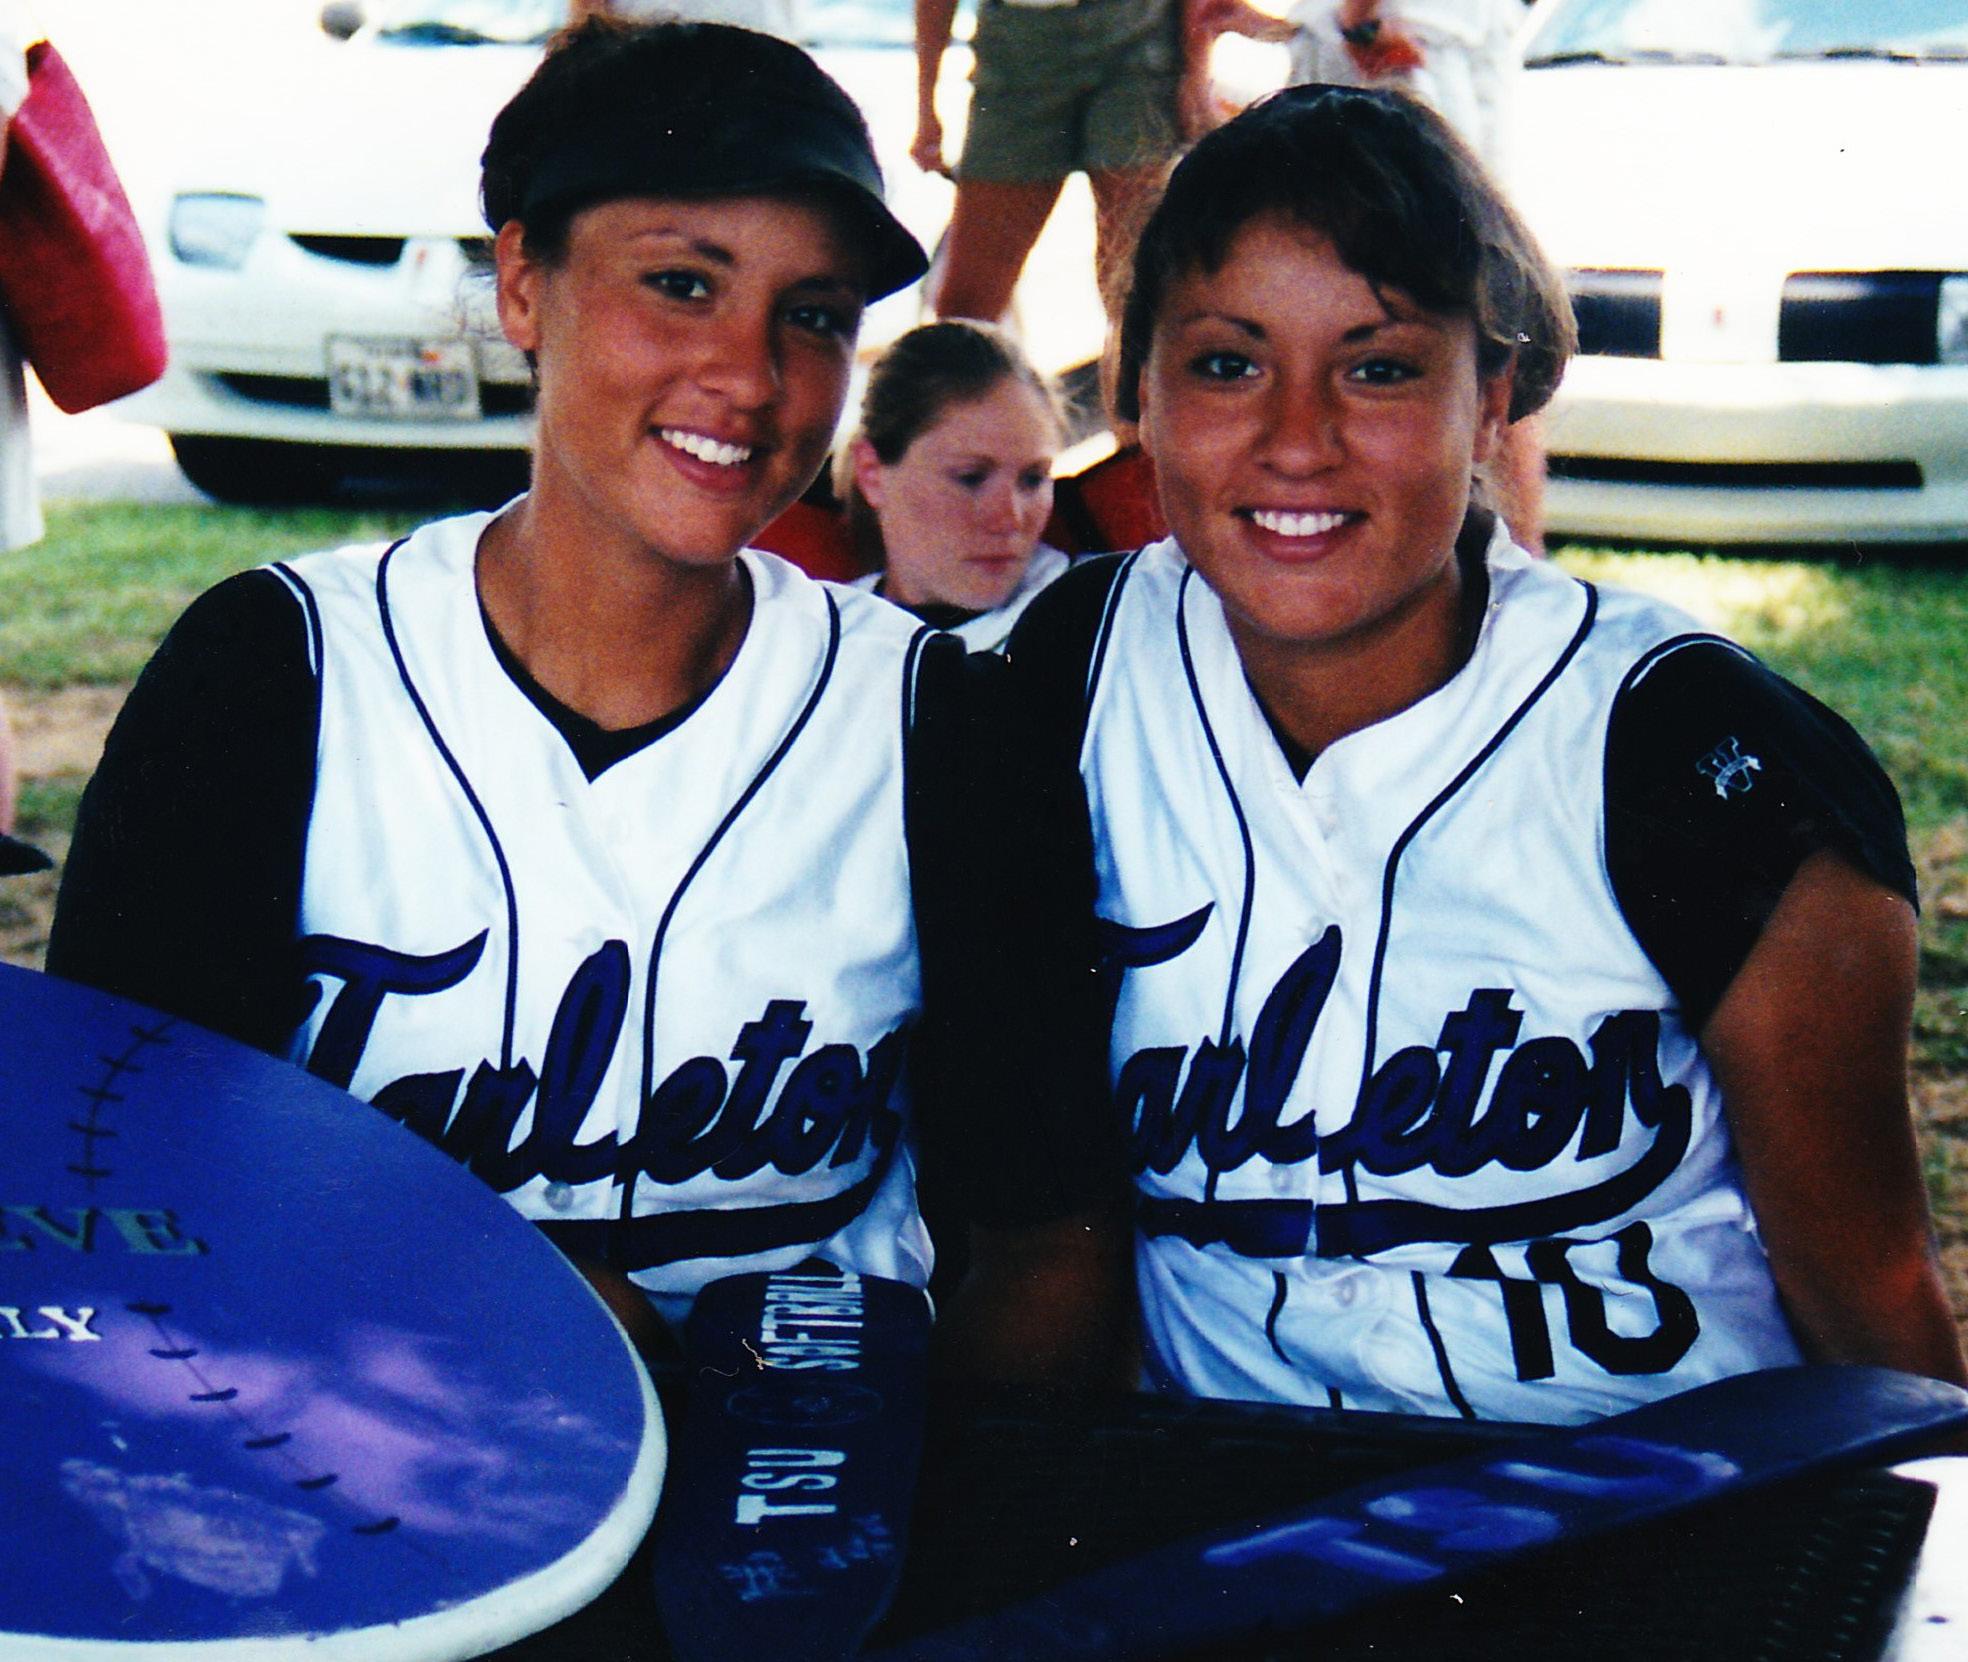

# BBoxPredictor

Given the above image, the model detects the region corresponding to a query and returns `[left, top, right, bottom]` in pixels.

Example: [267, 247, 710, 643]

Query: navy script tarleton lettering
[1102, 909, 1694, 1258]
[296, 933, 907, 1192]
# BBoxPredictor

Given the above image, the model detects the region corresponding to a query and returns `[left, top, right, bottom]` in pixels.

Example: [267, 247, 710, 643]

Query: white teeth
[1250, 508, 1349, 538]
[661, 428, 753, 467]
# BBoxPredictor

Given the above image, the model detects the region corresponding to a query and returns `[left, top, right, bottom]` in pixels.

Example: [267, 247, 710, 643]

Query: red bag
[0, 40, 167, 413]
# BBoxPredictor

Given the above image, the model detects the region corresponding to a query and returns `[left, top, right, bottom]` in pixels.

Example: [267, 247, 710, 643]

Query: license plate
[327, 336, 481, 419]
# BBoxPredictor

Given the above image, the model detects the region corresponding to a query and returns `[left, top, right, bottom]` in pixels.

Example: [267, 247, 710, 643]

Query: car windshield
[799, 0, 916, 50]
[371, 0, 563, 45]
[1526, 0, 1968, 67]
[366, 0, 918, 50]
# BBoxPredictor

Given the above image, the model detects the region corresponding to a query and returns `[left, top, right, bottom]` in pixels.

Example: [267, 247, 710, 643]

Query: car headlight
[168, 194, 266, 270]
[1941, 276, 1968, 366]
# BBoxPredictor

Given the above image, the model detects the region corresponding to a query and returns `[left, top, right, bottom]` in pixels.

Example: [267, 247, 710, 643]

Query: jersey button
[543, 1181, 575, 1212]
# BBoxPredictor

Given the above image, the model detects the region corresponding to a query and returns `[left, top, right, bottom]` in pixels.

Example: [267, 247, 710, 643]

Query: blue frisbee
[0, 964, 664, 1659]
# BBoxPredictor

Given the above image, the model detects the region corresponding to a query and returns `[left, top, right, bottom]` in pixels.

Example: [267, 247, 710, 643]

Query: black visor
[520, 90, 928, 300]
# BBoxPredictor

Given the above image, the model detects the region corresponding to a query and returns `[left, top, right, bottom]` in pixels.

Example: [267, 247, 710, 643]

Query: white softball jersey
[272, 512, 932, 1316]
[854, 542, 1072, 653]
[1082, 531, 1802, 1424]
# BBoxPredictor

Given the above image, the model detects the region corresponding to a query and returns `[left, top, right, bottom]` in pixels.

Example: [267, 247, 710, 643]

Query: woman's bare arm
[1702, 848, 1966, 1384]
[935, 1207, 1137, 1389]
[912, 0, 959, 173]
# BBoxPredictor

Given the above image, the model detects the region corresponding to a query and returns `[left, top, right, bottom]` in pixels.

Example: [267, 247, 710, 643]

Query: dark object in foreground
[878, 1371, 1956, 1662]
[503, 1369, 1943, 1661]
[0, 962, 663, 1657]
[0, 831, 51, 875]
[652, 1263, 931, 1662]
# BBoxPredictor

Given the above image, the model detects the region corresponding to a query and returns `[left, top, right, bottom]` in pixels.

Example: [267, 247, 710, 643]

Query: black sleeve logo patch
[1696, 737, 1762, 799]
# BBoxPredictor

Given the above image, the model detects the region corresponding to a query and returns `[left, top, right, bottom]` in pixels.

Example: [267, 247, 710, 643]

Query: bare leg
[1086, 162, 1172, 434]
[1490, 413, 1548, 557]
[932, 176, 1069, 323]
[1087, 162, 1167, 325]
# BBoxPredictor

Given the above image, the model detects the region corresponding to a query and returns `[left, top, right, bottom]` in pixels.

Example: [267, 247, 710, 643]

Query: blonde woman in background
[841, 319, 1070, 652]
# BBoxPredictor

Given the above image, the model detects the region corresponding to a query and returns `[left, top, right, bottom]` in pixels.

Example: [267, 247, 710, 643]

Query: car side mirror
[320, 1, 365, 39]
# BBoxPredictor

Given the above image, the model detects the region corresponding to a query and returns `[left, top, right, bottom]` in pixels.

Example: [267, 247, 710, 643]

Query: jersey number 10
[1449, 1222, 1699, 1380]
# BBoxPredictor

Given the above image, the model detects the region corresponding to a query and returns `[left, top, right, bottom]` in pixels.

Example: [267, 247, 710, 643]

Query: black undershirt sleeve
[1603, 636, 1916, 1031]
[906, 563, 1131, 1232]
[47, 570, 320, 1055]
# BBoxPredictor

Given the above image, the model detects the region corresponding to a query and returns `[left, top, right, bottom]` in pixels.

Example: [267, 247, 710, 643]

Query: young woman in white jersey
[1002, 84, 1965, 1423]
[841, 320, 1070, 653]
[51, 18, 1125, 1383]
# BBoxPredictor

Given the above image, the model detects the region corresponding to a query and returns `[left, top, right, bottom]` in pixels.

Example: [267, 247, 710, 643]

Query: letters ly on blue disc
[0, 964, 664, 1659]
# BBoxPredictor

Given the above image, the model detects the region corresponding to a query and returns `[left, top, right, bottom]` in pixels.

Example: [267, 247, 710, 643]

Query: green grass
[1555, 549, 1968, 827]
[15, 776, 85, 843]
[0, 503, 418, 688]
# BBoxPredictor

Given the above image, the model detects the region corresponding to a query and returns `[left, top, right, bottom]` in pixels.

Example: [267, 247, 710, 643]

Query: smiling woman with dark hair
[50, 17, 1127, 1381]
[1004, 82, 1966, 1423]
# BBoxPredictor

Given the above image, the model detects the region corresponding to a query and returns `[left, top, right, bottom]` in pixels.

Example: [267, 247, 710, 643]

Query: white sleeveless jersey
[272, 513, 932, 1315]
[1083, 532, 1801, 1424]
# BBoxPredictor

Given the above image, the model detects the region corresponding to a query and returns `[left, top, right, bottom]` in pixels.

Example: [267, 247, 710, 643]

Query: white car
[120, 0, 1105, 504]
[1513, 0, 1968, 546]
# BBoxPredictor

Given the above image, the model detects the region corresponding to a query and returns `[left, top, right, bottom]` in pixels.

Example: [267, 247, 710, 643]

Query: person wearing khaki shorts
[913, 0, 1182, 326]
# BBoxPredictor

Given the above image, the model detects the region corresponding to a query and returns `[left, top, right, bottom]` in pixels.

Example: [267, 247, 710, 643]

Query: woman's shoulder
[1485, 536, 1716, 678]
[1610, 634, 1903, 811]
[94, 570, 324, 775]
[275, 510, 486, 600]
[1004, 543, 1171, 666]
[1002, 551, 1123, 671]
[745, 547, 931, 669]
[162, 567, 317, 679]
[1022, 541, 1073, 590]
[1604, 633, 1914, 1023]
